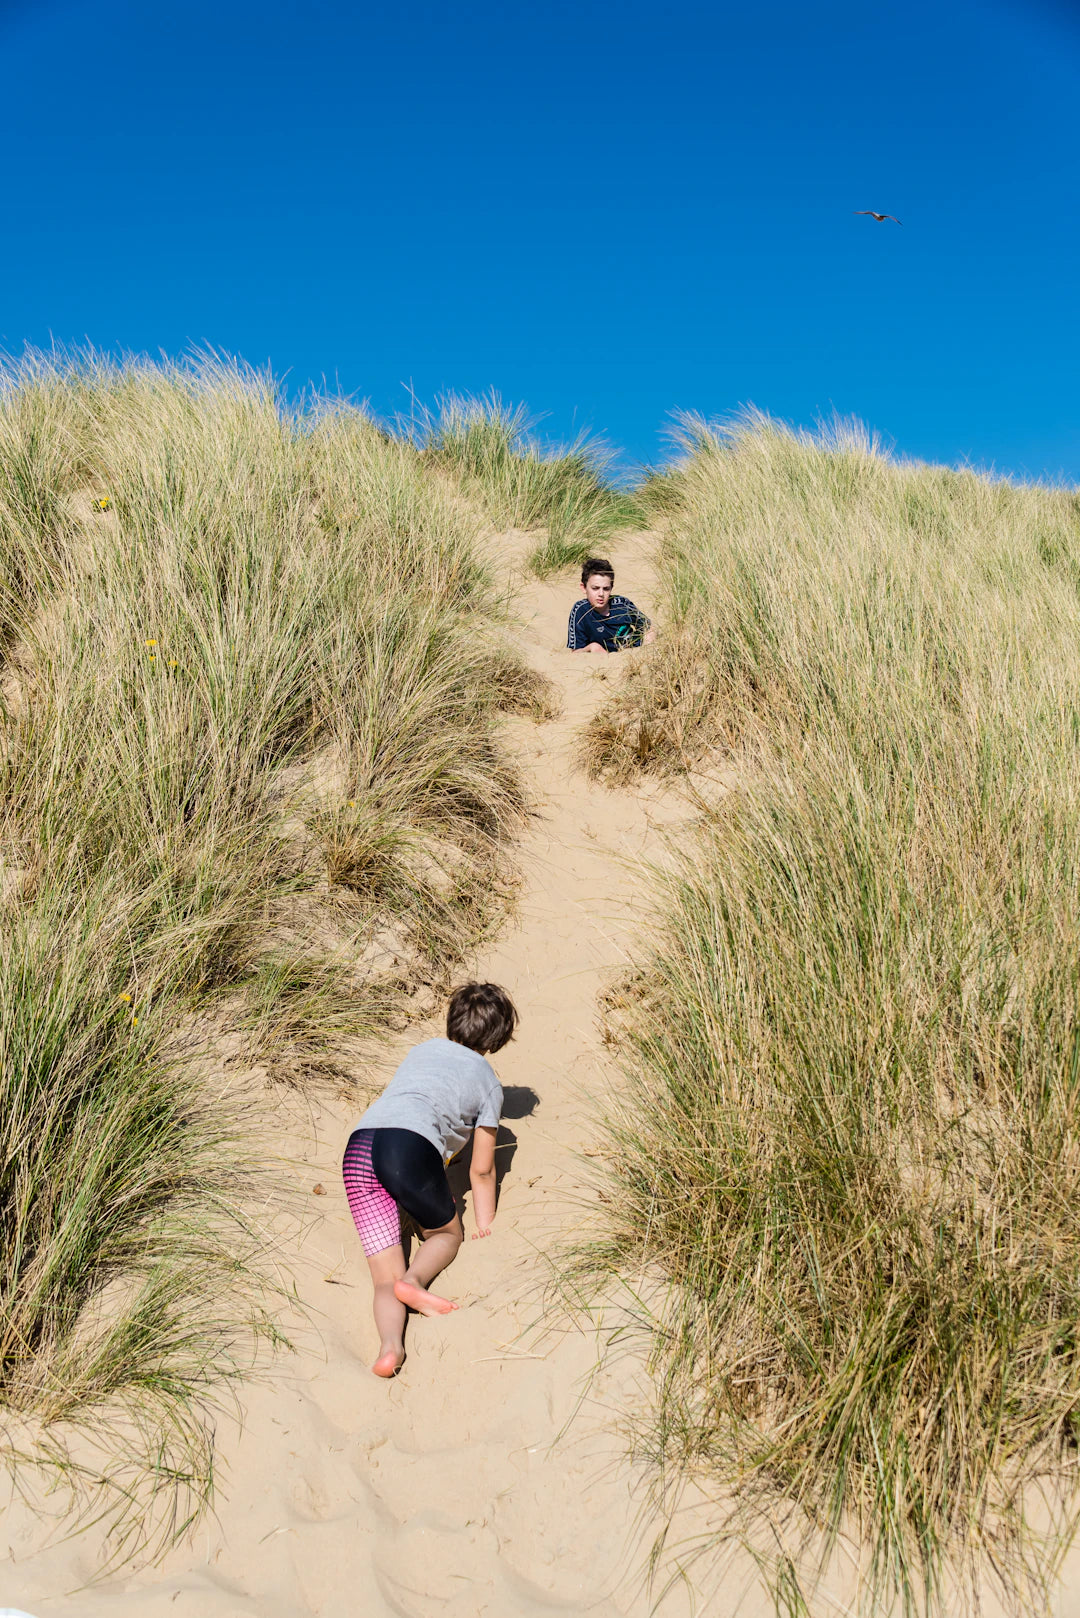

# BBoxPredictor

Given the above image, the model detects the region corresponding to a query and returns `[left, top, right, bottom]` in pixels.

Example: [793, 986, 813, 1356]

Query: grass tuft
[0, 349, 536, 1556]
[419, 391, 643, 569]
[577, 411, 1080, 1614]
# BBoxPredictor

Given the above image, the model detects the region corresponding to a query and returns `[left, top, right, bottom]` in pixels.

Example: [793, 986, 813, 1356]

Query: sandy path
[4, 530, 716, 1618]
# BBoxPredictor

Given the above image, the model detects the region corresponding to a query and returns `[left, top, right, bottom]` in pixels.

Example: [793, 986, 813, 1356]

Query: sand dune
[8, 529, 1080, 1617]
[3, 531, 736, 1618]
[9, 529, 1080, 1617]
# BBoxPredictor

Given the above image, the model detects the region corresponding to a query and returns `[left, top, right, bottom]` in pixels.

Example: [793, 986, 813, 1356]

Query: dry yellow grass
[0, 353, 558, 1555]
[578, 413, 1080, 1616]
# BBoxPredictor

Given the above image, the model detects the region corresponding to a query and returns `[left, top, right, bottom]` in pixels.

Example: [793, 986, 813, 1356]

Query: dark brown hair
[446, 981, 518, 1054]
[581, 556, 615, 587]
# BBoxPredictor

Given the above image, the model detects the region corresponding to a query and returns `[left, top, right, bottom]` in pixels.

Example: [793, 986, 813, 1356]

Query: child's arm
[469, 1125, 498, 1238]
[568, 601, 595, 652]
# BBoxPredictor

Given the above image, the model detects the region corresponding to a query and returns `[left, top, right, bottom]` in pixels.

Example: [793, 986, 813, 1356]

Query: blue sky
[2, 0, 1078, 480]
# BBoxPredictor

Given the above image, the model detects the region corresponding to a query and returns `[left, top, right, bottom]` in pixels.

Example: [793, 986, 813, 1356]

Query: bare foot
[393, 1278, 458, 1316]
[372, 1347, 404, 1378]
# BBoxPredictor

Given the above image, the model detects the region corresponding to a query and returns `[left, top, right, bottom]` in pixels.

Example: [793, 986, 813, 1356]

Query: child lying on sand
[567, 555, 656, 654]
[342, 981, 517, 1377]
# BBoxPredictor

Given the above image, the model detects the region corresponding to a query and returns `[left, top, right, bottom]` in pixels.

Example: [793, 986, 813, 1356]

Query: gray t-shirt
[355, 1037, 503, 1161]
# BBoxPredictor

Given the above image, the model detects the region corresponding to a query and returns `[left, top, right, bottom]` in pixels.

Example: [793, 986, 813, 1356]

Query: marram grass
[420, 391, 644, 572]
[579, 413, 1080, 1615]
[0, 351, 548, 1557]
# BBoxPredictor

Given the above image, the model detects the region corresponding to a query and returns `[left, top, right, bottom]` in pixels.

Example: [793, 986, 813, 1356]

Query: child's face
[585, 574, 613, 612]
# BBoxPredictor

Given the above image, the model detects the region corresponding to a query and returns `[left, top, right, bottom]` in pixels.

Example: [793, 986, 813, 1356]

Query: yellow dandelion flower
[132, 1016, 138, 1027]
[168, 659, 178, 668]
[145, 639, 158, 648]
[119, 992, 132, 1003]
[347, 800, 357, 808]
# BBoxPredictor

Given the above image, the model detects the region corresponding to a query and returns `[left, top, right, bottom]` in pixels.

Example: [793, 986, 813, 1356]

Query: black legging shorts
[369, 1127, 457, 1231]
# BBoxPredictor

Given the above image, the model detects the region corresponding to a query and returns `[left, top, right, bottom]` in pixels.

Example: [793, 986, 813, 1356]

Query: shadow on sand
[446, 1083, 539, 1219]
[400, 1085, 540, 1262]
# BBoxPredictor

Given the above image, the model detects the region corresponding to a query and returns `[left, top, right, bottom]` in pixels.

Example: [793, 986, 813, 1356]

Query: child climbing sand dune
[342, 981, 517, 1376]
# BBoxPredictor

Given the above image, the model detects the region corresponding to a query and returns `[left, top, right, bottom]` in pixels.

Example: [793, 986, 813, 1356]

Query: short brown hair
[581, 556, 615, 587]
[446, 981, 518, 1054]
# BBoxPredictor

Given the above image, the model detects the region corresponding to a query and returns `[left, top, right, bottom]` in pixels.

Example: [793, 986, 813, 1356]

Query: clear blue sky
[3, 0, 1078, 480]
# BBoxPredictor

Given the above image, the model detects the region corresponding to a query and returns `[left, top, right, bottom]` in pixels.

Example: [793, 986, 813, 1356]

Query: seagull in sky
[854, 210, 902, 224]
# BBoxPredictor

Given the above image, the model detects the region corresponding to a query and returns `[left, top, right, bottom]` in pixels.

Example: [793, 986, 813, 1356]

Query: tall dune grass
[0, 352, 537, 1552]
[581, 414, 1080, 1614]
[420, 392, 642, 572]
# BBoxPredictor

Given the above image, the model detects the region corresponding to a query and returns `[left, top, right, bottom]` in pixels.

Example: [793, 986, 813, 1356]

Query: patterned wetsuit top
[566, 595, 650, 652]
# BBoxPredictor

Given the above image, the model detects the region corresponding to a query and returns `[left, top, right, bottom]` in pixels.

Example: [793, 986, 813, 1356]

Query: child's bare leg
[393, 1216, 463, 1316]
[366, 1244, 407, 1376]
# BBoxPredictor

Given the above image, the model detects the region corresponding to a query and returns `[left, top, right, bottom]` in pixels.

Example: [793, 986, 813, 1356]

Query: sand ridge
[4, 530, 714, 1618]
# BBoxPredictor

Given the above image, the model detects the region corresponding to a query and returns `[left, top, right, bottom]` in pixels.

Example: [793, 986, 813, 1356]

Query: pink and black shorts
[342, 1127, 457, 1256]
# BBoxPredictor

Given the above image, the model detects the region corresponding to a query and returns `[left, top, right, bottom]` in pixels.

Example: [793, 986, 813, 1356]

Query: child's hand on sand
[471, 1225, 492, 1240]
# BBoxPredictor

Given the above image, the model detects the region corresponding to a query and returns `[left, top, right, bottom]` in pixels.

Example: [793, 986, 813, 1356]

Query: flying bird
[854, 211, 902, 224]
